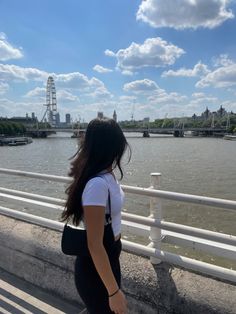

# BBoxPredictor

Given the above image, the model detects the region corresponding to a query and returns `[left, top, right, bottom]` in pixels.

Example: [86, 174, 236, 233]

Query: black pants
[74, 238, 122, 314]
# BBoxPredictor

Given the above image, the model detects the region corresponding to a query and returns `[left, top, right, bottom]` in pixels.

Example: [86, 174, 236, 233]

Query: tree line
[0, 121, 26, 136]
[119, 116, 236, 133]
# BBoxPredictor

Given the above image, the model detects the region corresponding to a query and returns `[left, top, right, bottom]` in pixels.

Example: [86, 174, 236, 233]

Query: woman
[61, 118, 130, 314]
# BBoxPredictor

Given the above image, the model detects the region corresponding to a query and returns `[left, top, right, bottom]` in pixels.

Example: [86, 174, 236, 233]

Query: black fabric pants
[74, 238, 122, 314]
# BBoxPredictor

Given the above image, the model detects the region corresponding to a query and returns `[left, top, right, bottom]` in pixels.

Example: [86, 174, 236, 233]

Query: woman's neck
[106, 166, 113, 172]
[106, 166, 115, 179]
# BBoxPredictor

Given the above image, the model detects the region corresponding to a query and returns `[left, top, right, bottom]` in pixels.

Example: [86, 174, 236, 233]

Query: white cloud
[0, 32, 23, 61]
[162, 62, 209, 78]
[93, 64, 112, 73]
[221, 100, 236, 111]
[0, 98, 43, 118]
[90, 86, 113, 100]
[196, 63, 236, 88]
[123, 79, 159, 93]
[148, 92, 187, 105]
[104, 49, 116, 57]
[55, 72, 93, 90]
[121, 70, 133, 76]
[185, 94, 220, 115]
[0, 62, 113, 108]
[192, 92, 206, 98]
[190, 96, 218, 105]
[0, 63, 48, 82]
[0, 63, 110, 93]
[57, 90, 79, 102]
[106, 37, 184, 72]
[25, 87, 79, 102]
[119, 95, 137, 101]
[55, 73, 108, 94]
[123, 78, 187, 109]
[137, 0, 234, 29]
[0, 82, 9, 95]
[212, 54, 234, 67]
[24, 87, 45, 98]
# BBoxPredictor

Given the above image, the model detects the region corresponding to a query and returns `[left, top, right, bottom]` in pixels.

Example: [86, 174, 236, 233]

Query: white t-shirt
[81, 172, 124, 237]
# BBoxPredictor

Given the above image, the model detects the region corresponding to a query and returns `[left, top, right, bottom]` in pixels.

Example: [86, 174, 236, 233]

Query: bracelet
[108, 288, 120, 298]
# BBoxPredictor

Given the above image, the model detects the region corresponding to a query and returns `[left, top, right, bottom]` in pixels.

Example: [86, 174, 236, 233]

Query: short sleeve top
[81, 172, 124, 237]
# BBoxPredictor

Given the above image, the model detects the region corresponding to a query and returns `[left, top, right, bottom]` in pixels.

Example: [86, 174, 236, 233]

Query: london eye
[41, 76, 57, 127]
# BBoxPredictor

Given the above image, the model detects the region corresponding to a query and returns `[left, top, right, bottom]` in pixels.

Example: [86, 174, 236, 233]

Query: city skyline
[3, 102, 233, 126]
[1, 1, 236, 121]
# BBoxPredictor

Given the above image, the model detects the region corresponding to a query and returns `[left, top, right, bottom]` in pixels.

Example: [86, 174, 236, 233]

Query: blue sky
[1, 0, 236, 122]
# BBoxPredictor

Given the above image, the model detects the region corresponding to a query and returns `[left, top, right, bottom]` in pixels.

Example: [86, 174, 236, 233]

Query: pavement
[0, 269, 85, 314]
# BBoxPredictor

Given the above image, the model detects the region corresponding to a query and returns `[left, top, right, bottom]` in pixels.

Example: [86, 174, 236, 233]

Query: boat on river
[223, 134, 236, 140]
[0, 137, 33, 146]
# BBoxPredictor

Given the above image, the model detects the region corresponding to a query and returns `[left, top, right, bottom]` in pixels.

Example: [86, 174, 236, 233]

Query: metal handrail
[0, 205, 236, 284]
[0, 188, 236, 246]
[1, 168, 236, 210]
[0, 168, 236, 284]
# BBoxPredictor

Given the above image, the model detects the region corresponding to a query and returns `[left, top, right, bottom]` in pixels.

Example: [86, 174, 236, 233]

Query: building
[193, 105, 231, 121]
[201, 107, 210, 120]
[216, 105, 227, 117]
[9, 114, 38, 127]
[55, 113, 60, 126]
[97, 112, 104, 119]
[143, 117, 150, 127]
[65, 114, 71, 125]
[113, 110, 117, 122]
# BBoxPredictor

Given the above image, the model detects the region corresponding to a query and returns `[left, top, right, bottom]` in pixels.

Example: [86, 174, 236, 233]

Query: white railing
[0, 168, 236, 284]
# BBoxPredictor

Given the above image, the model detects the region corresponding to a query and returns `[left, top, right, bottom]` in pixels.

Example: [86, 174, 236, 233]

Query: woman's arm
[83, 205, 119, 295]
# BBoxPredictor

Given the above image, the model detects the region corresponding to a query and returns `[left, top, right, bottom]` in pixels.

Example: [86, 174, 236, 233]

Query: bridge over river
[26, 127, 228, 138]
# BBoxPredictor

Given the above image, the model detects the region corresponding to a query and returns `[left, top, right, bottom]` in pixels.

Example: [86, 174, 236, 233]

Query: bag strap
[106, 190, 112, 224]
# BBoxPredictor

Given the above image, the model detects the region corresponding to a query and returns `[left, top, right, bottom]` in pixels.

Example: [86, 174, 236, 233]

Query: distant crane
[131, 103, 135, 122]
[161, 113, 168, 128]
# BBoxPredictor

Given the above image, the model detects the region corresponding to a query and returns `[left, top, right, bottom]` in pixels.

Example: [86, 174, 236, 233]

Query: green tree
[0, 121, 26, 135]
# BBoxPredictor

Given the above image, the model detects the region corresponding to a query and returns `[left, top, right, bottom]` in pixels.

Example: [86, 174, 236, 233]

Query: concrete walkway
[0, 269, 85, 314]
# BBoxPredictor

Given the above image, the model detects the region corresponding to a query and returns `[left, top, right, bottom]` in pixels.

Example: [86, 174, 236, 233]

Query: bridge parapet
[0, 214, 236, 313]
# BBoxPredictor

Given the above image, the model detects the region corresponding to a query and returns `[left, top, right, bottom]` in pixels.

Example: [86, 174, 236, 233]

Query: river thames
[0, 133, 235, 268]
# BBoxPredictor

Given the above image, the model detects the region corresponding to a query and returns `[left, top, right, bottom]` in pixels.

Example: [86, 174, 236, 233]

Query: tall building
[49, 111, 53, 124]
[32, 112, 35, 119]
[65, 113, 71, 125]
[143, 117, 150, 127]
[217, 105, 227, 117]
[113, 110, 117, 122]
[202, 107, 210, 120]
[55, 112, 60, 126]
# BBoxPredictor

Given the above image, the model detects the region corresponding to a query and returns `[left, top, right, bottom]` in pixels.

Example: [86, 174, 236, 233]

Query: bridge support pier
[143, 130, 150, 137]
[174, 130, 184, 137]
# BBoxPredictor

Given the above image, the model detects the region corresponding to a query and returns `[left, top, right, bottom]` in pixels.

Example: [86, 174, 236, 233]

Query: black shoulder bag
[61, 187, 114, 257]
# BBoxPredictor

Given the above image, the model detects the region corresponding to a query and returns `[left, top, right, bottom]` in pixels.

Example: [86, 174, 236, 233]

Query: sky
[0, 0, 236, 122]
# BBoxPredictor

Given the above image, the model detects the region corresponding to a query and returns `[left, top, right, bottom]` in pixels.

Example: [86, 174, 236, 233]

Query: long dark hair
[61, 118, 131, 225]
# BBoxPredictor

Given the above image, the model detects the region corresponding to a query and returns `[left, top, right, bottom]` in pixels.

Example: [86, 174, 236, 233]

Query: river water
[0, 133, 235, 268]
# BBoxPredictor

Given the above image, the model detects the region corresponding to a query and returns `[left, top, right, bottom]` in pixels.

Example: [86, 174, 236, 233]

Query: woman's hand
[109, 289, 128, 314]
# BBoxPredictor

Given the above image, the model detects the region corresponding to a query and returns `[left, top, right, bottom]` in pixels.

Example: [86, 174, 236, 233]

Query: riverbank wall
[0, 214, 235, 314]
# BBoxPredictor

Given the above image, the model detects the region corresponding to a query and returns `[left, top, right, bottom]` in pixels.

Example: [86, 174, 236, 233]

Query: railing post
[148, 172, 162, 264]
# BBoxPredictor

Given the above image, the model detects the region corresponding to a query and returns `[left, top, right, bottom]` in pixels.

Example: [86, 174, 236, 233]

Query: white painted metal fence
[0, 168, 236, 284]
